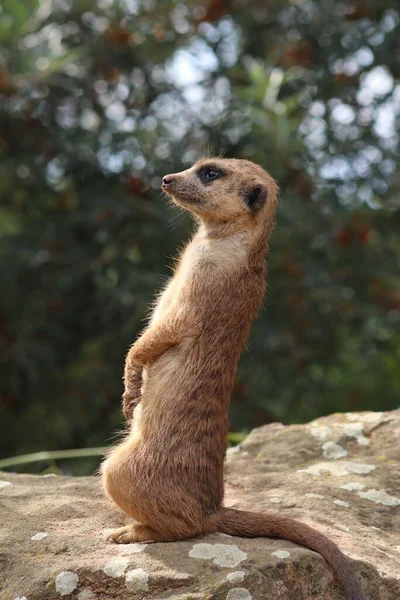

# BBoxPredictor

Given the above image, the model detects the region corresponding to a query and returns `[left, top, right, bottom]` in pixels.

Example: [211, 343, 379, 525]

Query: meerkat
[101, 158, 367, 600]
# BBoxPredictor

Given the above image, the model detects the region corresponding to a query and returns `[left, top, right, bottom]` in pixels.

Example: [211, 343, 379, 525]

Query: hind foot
[107, 523, 164, 544]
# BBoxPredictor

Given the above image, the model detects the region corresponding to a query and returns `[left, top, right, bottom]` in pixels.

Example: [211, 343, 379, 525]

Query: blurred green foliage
[0, 0, 399, 472]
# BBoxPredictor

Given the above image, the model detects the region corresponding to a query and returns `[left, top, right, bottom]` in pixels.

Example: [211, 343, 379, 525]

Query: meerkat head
[161, 158, 278, 229]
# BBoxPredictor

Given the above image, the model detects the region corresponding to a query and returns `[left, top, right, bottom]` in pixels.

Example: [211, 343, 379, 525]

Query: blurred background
[0, 0, 399, 475]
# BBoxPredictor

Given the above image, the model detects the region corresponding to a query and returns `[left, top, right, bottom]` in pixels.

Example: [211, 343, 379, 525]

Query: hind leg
[107, 523, 162, 543]
[107, 512, 210, 544]
[107, 522, 200, 544]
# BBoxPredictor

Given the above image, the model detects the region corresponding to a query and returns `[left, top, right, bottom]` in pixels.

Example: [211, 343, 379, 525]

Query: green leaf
[0, 0, 40, 40]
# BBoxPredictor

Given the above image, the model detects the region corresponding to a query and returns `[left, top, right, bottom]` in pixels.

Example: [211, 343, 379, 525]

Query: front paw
[122, 393, 137, 421]
[127, 343, 148, 366]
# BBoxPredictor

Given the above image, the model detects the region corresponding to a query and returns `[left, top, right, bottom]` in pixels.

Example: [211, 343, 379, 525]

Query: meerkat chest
[150, 235, 249, 325]
[179, 236, 249, 280]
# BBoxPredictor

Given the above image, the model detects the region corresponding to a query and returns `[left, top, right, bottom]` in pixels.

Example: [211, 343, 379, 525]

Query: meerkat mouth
[161, 182, 202, 205]
[173, 195, 201, 205]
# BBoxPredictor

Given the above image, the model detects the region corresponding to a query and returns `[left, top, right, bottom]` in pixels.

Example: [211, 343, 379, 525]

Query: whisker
[167, 211, 187, 232]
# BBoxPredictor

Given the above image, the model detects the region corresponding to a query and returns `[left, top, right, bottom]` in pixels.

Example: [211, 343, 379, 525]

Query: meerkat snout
[161, 175, 175, 187]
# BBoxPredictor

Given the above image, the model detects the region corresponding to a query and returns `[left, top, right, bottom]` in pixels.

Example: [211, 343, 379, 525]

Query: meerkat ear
[244, 185, 268, 211]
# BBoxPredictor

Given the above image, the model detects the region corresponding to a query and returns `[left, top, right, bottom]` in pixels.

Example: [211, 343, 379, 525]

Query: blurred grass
[0, 432, 248, 473]
[0, 446, 108, 469]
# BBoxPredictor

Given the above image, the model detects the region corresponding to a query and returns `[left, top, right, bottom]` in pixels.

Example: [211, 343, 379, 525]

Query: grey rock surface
[1, 410, 399, 600]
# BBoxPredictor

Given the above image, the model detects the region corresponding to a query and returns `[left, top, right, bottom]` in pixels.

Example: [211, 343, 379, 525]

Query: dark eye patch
[197, 165, 225, 183]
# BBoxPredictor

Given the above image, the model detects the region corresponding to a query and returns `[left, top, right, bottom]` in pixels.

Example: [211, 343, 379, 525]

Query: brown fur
[101, 158, 366, 600]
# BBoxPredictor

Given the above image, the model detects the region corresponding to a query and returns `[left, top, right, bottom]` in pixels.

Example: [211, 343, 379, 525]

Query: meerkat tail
[215, 508, 367, 600]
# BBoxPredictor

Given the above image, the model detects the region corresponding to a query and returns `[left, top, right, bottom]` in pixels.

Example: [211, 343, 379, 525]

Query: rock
[1, 410, 399, 600]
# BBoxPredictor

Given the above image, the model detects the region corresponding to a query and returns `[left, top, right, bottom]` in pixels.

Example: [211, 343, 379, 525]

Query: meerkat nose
[161, 175, 174, 188]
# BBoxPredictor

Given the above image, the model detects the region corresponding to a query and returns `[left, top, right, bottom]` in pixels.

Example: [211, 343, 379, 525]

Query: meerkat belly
[138, 342, 231, 438]
[138, 348, 198, 434]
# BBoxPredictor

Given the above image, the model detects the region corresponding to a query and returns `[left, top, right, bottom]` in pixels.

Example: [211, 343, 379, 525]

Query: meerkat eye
[197, 166, 224, 183]
[204, 169, 219, 180]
